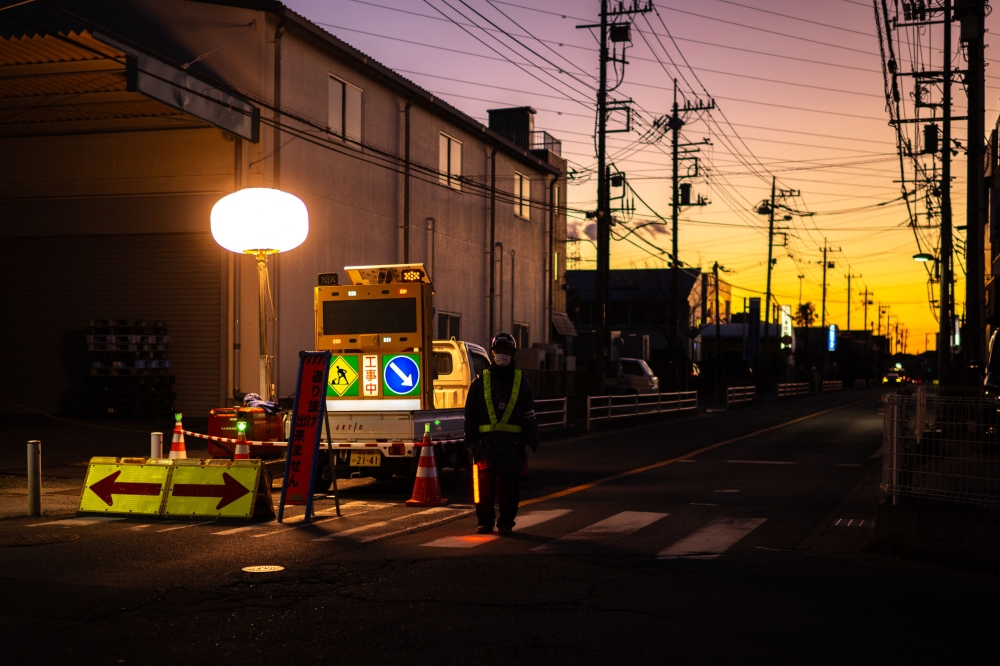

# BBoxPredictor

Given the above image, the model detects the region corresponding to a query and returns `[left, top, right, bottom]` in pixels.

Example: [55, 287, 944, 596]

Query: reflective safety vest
[478, 368, 523, 433]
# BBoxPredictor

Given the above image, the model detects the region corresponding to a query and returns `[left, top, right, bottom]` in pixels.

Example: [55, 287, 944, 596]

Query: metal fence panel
[586, 391, 698, 430]
[534, 397, 567, 429]
[778, 382, 809, 398]
[726, 386, 755, 406]
[822, 380, 843, 392]
[882, 389, 1000, 509]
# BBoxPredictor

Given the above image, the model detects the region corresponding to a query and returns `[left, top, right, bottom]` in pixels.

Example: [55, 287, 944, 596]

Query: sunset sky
[286, 0, 1000, 352]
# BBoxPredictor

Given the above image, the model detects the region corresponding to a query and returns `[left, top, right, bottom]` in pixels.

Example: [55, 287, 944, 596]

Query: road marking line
[657, 517, 766, 560]
[727, 460, 794, 465]
[834, 518, 873, 527]
[837, 463, 862, 467]
[128, 524, 151, 530]
[534, 511, 667, 552]
[420, 509, 573, 549]
[714, 489, 739, 493]
[212, 525, 269, 536]
[520, 399, 866, 507]
[29, 517, 125, 527]
[677, 460, 696, 463]
[156, 523, 202, 532]
[689, 503, 719, 506]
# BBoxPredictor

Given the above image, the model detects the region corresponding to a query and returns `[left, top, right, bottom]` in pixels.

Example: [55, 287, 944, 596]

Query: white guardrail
[586, 391, 698, 431]
[822, 380, 844, 392]
[777, 382, 810, 398]
[534, 397, 568, 429]
[725, 386, 755, 407]
[853, 379, 866, 389]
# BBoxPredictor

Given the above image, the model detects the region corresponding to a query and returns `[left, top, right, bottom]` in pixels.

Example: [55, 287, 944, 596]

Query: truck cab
[605, 358, 659, 394]
[432, 340, 490, 409]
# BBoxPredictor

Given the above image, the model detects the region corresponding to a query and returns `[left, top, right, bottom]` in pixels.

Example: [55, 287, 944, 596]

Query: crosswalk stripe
[29, 517, 125, 527]
[128, 524, 151, 530]
[353, 508, 473, 544]
[252, 502, 391, 538]
[656, 517, 766, 560]
[313, 507, 470, 543]
[421, 509, 573, 549]
[534, 511, 667, 552]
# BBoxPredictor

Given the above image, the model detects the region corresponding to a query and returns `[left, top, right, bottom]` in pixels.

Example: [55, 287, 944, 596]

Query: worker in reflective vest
[464, 332, 538, 534]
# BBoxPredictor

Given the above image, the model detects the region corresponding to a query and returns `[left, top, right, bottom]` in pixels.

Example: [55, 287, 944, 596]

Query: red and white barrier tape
[180, 430, 279, 447]
[181, 429, 463, 448]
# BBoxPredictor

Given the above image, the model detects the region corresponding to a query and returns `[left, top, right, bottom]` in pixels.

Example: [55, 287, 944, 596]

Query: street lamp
[211, 188, 309, 401]
[913, 253, 934, 262]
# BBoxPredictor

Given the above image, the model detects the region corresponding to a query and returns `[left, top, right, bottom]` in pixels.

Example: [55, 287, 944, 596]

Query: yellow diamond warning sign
[328, 355, 359, 397]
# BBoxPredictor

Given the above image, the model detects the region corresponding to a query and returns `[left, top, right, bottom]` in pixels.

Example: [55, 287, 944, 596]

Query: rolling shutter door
[0, 232, 223, 415]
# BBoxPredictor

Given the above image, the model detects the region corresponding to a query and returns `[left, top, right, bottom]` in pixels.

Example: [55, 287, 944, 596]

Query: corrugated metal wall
[0, 232, 223, 415]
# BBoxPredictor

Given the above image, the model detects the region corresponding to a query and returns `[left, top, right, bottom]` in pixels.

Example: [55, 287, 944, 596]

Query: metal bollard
[27, 440, 41, 516]
[151, 432, 163, 459]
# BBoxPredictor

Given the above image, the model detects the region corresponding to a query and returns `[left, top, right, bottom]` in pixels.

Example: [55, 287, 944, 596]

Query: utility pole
[846, 273, 861, 331]
[756, 181, 794, 393]
[666, 80, 713, 389]
[940, 0, 954, 381]
[862, 287, 872, 333]
[817, 241, 840, 330]
[797, 274, 804, 308]
[593, 0, 610, 388]
[578, 0, 652, 387]
[962, 0, 986, 362]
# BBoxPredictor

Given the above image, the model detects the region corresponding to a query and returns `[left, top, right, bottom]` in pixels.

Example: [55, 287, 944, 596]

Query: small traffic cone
[406, 424, 448, 507]
[233, 424, 250, 460]
[520, 457, 531, 478]
[169, 413, 187, 459]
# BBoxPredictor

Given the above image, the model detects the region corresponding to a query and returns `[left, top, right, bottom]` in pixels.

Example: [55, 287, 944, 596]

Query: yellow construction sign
[163, 459, 272, 519]
[77, 458, 273, 520]
[78, 457, 172, 515]
[328, 355, 359, 397]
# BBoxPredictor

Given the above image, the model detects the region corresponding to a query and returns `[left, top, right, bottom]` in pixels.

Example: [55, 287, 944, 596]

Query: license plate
[350, 451, 381, 467]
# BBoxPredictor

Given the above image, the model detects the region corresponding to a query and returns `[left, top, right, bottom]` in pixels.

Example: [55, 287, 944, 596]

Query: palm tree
[795, 302, 817, 327]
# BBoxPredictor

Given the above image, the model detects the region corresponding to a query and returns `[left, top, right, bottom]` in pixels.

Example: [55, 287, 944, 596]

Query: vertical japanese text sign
[278, 351, 332, 523]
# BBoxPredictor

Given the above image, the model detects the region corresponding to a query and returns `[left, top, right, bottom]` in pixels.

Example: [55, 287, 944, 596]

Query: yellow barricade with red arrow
[78, 457, 274, 520]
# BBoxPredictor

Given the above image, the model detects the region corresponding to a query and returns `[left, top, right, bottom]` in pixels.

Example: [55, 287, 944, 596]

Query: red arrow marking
[88, 470, 162, 507]
[171, 472, 251, 510]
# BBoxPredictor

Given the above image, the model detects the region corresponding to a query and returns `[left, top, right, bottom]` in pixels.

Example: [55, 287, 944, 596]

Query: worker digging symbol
[327, 355, 359, 397]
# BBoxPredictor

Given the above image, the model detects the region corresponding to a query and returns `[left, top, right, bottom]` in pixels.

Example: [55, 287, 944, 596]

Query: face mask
[493, 353, 512, 367]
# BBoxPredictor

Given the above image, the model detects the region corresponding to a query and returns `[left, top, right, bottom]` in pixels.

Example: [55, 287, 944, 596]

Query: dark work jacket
[464, 362, 538, 471]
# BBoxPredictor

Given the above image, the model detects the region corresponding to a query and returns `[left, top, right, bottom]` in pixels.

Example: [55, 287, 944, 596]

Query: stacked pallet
[88, 319, 176, 417]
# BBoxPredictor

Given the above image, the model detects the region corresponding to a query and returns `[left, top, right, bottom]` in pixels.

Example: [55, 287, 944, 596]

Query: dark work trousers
[475, 465, 520, 529]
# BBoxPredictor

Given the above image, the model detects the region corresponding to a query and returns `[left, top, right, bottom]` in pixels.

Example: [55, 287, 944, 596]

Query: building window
[329, 75, 362, 140]
[439, 133, 462, 190]
[514, 172, 530, 219]
[438, 312, 461, 340]
[513, 322, 530, 350]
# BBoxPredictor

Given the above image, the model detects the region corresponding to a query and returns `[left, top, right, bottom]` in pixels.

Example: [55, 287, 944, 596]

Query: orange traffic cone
[233, 425, 250, 460]
[406, 424, 448, 507]
[169, 413, 187, 459]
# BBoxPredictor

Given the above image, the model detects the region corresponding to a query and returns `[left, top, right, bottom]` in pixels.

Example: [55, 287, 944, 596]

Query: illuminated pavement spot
[29, 517, 125, 527]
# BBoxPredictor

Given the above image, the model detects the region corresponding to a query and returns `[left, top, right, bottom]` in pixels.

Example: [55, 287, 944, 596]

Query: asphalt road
[2, 389, 998, 665]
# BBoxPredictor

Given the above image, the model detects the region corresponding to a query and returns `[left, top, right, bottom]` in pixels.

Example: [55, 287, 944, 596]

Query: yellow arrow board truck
[314, 264, 490, 480]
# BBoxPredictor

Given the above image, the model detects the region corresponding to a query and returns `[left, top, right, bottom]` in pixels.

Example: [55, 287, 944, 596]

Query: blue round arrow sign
[383, 354, 420, 395]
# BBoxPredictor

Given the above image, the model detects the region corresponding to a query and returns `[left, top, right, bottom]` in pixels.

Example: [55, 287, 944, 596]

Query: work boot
[476, 525, 494, 535]
[497, 525, 513, 535]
